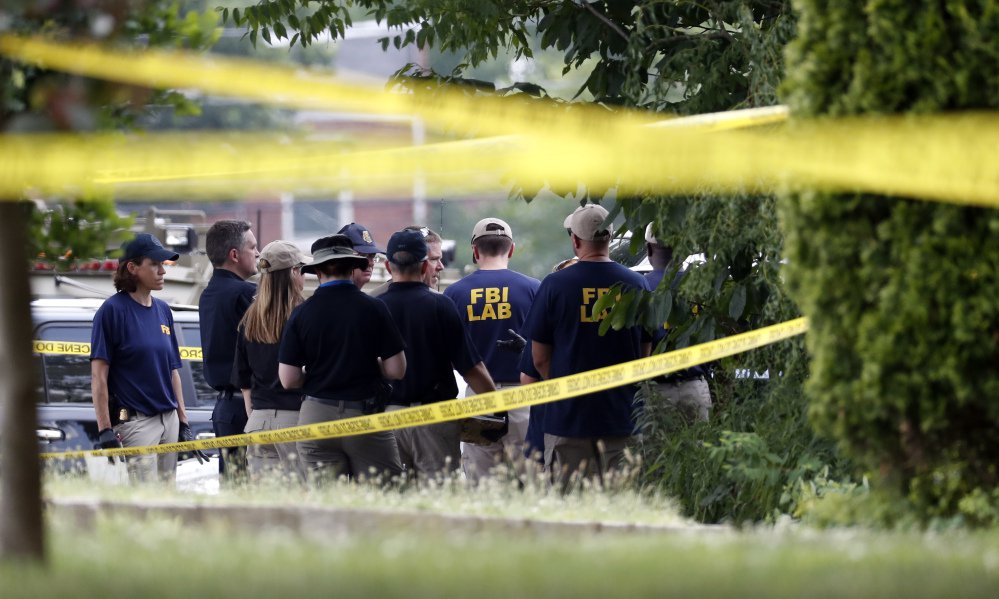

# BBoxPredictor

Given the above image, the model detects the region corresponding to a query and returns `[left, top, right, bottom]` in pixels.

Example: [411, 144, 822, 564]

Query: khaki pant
[244, 408, 305, 484]
[387, 405, 461, 479]
[543, 434, 633, 491]
[114, 409, 179, 485]
[461, 406, 530, 484]
[653, 377, 712, 422]
[296, 397, 402, 486]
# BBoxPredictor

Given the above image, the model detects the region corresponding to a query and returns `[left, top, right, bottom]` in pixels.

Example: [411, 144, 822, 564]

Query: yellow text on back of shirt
[467, 287, 511, 321]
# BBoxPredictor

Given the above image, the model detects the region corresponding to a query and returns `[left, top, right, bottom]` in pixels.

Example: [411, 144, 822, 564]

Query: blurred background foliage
[1, 0, 221, 267]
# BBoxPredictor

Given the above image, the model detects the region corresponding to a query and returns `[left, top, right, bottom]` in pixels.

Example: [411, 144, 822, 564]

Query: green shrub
[638, 345, 851, 524]
[779, 1, 999, 521]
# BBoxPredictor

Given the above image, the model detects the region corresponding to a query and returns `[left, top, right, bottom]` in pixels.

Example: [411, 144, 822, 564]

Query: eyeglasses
[362, 253, 385, 264]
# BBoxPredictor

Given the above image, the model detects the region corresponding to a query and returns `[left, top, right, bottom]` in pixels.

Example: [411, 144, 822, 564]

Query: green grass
[41, 469, 689, 527]
[6, 511, 999, 598]
[6, 477, 998, 598]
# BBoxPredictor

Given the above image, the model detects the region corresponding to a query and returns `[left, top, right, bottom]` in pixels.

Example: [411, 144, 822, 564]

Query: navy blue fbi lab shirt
[278, 281, 406, 401]
[443, 268, 540, 384]
[524, 261, 652, 438]
[90, 292, 182, 415]
[199, 269, 256, 391]
[380, 281, 481, 405]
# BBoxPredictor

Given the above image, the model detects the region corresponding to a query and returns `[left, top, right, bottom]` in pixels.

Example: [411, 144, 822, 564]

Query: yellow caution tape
[0, 34, 655, 140]
[3, 111, 998, 208]
[39, 317, 808, 460]
[2, 36, 998, 208]
[34, 340, 202, 361]
[649, 105, 790, 131]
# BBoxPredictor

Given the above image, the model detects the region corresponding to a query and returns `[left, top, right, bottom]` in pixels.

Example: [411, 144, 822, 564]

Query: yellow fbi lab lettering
[160, 324, 171, 335]
[467, 287, 512, 321]
[580, 287, 611, 323]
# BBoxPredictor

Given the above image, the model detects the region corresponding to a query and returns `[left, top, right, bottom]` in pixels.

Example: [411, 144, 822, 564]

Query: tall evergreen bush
[780, 1, 999, 522]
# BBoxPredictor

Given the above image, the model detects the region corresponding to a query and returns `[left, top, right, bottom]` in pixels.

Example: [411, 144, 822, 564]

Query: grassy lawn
[4, 478, 998, 598]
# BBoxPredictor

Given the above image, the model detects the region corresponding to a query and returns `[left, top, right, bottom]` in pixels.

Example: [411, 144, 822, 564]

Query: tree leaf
[729, 284, 747, 320]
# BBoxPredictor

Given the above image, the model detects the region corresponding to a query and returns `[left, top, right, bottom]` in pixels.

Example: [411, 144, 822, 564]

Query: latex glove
[495, 329, 527, 353]
[95, 428, 124, 465]
[178, 422, 211, 464]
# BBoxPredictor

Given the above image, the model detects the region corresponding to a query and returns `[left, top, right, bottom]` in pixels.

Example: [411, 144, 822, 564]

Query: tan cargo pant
[114, 409, 179, 485]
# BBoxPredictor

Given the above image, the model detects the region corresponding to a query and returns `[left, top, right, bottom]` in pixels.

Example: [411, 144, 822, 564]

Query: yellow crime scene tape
[33, 340, 202, 361]
[2, 113, 997, 208]
[1, 35, 998, 208]
[39, 317, 808, 460]
[0, 34, 656, 140]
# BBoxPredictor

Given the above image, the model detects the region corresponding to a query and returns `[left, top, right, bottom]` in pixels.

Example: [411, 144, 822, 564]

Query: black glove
[495, 329, 527, 353]
[95, 427, 124, 465]
[179, 422, 211, 464]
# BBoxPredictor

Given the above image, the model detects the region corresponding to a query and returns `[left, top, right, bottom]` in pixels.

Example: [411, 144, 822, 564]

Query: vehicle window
[36, 323, 92, 404]
[176, 323, 216, 409]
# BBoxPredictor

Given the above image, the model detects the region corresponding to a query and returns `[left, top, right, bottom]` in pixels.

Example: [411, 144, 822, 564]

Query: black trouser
[212, 388, 249, 483]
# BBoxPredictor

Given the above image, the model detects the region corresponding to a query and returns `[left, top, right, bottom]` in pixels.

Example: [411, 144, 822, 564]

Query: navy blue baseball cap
[386, 229, 428, 265]
[337, 222, 385, 254]
[121, 233, 179, 262]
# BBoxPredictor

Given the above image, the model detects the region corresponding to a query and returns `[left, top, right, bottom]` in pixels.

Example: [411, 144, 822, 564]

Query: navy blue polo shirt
[645, 268, 706, 380]
[443, 268, 540, 384]
[279, 282, 405, 401]
[523, 260, 652, 438]
[380, 281, 481, 405]
[199, 269, 256, 391]
[90, 292, 182, 415]
[233, 328, 304, 411]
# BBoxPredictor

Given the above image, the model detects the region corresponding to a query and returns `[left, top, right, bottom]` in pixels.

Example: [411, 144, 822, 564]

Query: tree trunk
[0, 201, 45, 562]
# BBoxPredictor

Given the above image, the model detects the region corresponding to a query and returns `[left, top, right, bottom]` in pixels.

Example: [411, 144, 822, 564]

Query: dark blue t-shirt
[443, 268, 540, 384]
[279, 282, 405, 401]
[524, 261, 651, 437]
[199, 269, 256, 391]
[380, 281, 481, 405]
[90, 292, 182, 415]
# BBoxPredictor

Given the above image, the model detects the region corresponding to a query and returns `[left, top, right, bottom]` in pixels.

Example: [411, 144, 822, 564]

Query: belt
[653, 373, 706, 385]
[388, 399, 436, 408]
[117, 407, 152, 422]
[306, 396, 367, 409]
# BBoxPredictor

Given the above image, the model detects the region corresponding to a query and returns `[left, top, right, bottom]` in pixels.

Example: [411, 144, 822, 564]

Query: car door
[34, 320, 98, 471]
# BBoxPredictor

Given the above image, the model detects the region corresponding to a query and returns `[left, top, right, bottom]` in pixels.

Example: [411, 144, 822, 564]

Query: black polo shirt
[233, 329, 304, 411]
[278, 281, 405, 401]
[199, 269, 256, 391]
[379, 281, 481, 406]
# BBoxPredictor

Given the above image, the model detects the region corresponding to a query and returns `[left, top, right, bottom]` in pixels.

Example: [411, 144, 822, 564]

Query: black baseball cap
[121, 233, 179, 262]
[386, 229, 428, 265]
